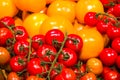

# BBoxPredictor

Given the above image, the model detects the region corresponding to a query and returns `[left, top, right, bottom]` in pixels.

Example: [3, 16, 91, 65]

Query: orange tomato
[26, 76, 45, 80]
[86, 58, 103, 75]
[80, 72, 97, 80]
[77, 26, 104, 60]
[39, 15, 74, 35]
[0, 0, 18, 18]
[14, 17, 23, 26]
[13, 0, 46, 12]
[7, 72, 20, 80]
[23, 13, 48, 37]
[75, 0, 104, 24]
[0, 47, 11, 65]
[47, 0, 76, 22]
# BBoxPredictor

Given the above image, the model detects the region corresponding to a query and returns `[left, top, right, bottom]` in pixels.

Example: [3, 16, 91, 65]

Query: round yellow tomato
[0, 0, 18, 18]
[75, 0, 104, 24]
[77, 27, 104, 60]
[86, 58, 103, 75]
[23, 13, 48, 37]
[13, 0, 46, 12]
[39, 15, 74, 35]
[47, 0, 76, 22]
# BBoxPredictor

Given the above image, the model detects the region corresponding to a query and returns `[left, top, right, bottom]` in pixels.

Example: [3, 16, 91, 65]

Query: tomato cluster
[0, 0, 120, 80]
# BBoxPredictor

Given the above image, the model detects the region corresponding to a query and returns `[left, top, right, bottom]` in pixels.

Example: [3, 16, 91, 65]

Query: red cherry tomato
[10, 56, 27, 72]
[0, 27, 13, 46]
[27, 58, 48, 75]
[32, 34, 45, 50]
[37, 44, 57, 62]
[84, 12, 99, 26]
[99, 48, 118, 66]
[14, 40, 29, 56]
[113, 4, 120, 17]
[14, 26, 29, 41]
[102, 66, 112, 77]
[45, 29, 64, 49]
[116, 56, 120, 69]
[58, 48, 77, 67]
[54, 68, 76, 80]
[65, 34, 83, 53]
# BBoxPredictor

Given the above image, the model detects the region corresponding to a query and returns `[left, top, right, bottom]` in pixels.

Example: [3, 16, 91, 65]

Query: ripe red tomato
[45, 29, 64, 49]
[32, 34, 45, 50]
[10, 56, 27, 72]
[99, 48, 118, 66]
[37, 44, 57, 62]
[100, 0, 116, 8]
[65, 34, 83, 53]
[102, 66, 112, 77]
[27, 58, 48, 75]
[26, 76, 45, 80]
[84, 12, 99, 26]
[113, 4, 120, 17]
[54, 68, 76, 80]
[13, 26, 29, 41]
[112, 37, 120, 54]
[58, 48, 77, 67]
[14, 40, 29, 56]
[116, 56, 120, 69]
[0, 27, 13, 46]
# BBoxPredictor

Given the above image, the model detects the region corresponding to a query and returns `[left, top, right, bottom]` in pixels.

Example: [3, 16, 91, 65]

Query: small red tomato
[0, 16, 15, 28]
[54, 68, 76, 80]
[58, 48, 77, 67]
[84, 12, 99, 26]
[65, 34, 83, 53]
[14, 26, 29, 41]
[104, 70, 119, 80]
[102, 66, 112, 78]
[116, 56, 120, 69]
[113, 4, 120, 17]
[7, 72, 20, 80]
[100, 0, 115, 8]
[14, 40, 29, 56]
[107, 7, 114, 14]
[112, 37, 120, 54]
[45, 29, 64, 49]
[0, 27, 13, 46]
[37, 44, 57, 62]
[106, 26, 120, 40]
[10, 56, 27, 72]
[32, 34, 45, 50]
[99, 48, 118, 66]
[27, 58, 48, 75]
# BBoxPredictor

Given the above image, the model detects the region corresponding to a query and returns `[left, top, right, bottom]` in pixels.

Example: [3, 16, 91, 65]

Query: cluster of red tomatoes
[0, 0, 120, 80]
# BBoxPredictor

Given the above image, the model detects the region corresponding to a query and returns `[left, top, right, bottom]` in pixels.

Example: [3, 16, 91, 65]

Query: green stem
[27, 37, 32, 62]
[46, 33, 68, 80]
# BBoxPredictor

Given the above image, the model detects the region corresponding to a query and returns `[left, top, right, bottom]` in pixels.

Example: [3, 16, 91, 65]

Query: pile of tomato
[0, 0, 120, 80]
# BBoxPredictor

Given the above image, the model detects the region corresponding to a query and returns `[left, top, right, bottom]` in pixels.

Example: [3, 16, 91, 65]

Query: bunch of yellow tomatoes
[1, 0, 119, 80]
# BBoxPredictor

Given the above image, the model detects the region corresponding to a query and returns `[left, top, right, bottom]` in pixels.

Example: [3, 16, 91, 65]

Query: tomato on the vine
[7, 72, 20, 80]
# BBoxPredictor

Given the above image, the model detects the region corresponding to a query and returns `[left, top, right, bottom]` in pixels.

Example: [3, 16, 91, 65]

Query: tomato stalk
[46, 33, 68, 80]
[27, 37, 32, 62]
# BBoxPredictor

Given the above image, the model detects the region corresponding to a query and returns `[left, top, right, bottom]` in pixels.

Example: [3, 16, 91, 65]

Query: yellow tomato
[77, 27, 104, 60]
[13, 0, 46, 12]
[39, 15, 74, 35]
[23, 13, 48, 37]
[0, 0, 18, 18]
[14, 17, 23, 26]
[86, 58, 103, 75]
[75, 0, 104, 24]
[47, 0, 76, 22]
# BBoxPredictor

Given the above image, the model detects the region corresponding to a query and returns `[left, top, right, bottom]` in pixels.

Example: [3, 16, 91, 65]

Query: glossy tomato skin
[14, 40, 29, 56]
[27, 58, 48, 75]
[100, 0, 116, 8]
[54, 68, 76, 80]
[10, 56, 27, 72]
[80, 72, 97, 80]
[45, 29, 64, 49]
[0, 27, 13, 46]
[58, 48, 77, 67]
[107, 26, 120, 40]
[0, 47, 11, 65]
[113, 4, 120, 17]
[26, 76, 45, 80]
[65, 34, 83, 53]
[116, 56, 120, 69]
[37, 44, 57, 62]
[14, 26, 29, 41]
[112, 37, 120, 54]
[84, 12, 99, 26]
[102, 66, 112, 78]
[104, 70, 119, 80]
[99, 48, 118, 66]
[7, 72, 20, 80]
[32, 34, 45, 50]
